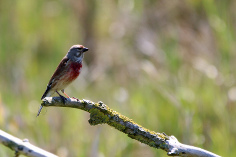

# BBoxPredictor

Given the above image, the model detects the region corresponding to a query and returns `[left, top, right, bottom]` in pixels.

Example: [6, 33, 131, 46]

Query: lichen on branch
[40, 97, 220, 157]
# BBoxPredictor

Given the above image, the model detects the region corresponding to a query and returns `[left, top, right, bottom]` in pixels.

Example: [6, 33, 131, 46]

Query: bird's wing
[48, 57, 70, 85]
[41, 57, 70, 100]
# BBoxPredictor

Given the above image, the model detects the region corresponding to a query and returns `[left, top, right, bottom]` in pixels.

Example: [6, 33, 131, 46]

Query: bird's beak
[83, 47, 89, 53]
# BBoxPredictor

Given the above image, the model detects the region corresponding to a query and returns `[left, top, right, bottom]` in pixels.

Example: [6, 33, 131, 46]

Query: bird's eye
[77, 47, 82, 50]
[76, 52, 80, 57]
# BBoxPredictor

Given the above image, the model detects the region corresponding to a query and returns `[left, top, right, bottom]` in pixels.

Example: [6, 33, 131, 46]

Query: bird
[37, 44, 89, 116]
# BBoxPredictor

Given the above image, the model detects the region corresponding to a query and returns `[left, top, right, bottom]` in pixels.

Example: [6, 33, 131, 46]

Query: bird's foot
[56, 91, 67, 104]
[59, 95, 67, 104]
[72, 97, 80, 101]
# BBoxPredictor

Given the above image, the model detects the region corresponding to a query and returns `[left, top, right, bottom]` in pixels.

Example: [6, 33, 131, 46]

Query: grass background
[0, 0, 235, 156]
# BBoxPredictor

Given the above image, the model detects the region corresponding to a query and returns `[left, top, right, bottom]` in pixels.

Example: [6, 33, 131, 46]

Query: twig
[0, 129, 58, 157]
[40, 97, 221, 157]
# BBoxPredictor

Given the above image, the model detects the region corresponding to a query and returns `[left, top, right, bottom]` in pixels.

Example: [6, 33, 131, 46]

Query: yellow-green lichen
[94, 103, 100, 107]
[89, 108, 109, 125]
[107, 120, 126, 131]
[87, 100, 168, 148]
[107, 108, 133, 123]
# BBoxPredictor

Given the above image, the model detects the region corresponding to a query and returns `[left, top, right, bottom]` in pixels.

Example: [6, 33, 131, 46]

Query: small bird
[37, 44, 89, 116]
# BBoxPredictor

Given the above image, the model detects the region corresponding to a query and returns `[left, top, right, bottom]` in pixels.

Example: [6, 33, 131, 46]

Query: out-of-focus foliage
[0, 0, 235, 156]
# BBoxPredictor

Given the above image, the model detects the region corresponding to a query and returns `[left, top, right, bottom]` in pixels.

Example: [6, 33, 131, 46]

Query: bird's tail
[39, 84, 52, 117]
[36, 105, 43, 117]
[41, 85, 51, 100]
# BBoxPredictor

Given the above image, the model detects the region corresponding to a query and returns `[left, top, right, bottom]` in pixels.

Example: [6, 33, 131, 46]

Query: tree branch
[40, 97, 221, 157]
[0, 129, 58, 157]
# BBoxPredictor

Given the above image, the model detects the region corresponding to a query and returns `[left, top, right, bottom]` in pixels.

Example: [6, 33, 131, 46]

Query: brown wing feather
[48, 57, 70, 88]
[41, 57, 70, 99]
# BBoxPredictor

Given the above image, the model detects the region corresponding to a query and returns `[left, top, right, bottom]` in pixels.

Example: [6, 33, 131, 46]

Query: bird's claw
[60, 95, 67, 104]
[72, 97, 80, 101]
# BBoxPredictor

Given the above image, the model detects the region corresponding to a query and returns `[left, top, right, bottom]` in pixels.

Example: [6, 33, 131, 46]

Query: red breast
[68, 62, 82, 81]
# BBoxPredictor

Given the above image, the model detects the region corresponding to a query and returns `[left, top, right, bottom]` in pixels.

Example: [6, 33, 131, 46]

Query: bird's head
[67, 45, 89, 62]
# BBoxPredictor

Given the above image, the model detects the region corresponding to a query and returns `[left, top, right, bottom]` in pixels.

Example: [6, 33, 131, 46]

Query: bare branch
[40, 97, 221, 157]
[0, 129, 58, 157]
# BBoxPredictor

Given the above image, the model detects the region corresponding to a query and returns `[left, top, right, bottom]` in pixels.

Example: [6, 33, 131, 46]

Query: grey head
[66, 45, 89, 63]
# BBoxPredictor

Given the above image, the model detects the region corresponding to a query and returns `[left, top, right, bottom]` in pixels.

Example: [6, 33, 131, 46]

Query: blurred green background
[0, 0, 235, 156]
